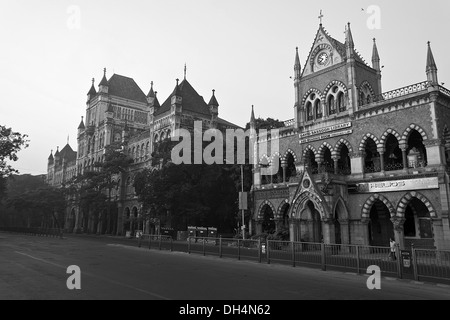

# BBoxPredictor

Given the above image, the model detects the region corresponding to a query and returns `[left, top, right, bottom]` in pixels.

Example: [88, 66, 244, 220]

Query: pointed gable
[302, 24, 367, 77]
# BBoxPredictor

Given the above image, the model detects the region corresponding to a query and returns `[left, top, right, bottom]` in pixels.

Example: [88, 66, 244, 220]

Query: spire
[208, 89, 219, 107]
[48, 150, 54, 161]
[294, 47, 301, 80]
[99, 68, 108, 86]
[184, 63, 187, 80]
[345, 22, 354, 50]
[147, 81, 155, 98]
[426, 41, 437, 71]
[372, 38, 380, 70]
[87, 78, 97, 95]
[154, 91, 160, 108]
[426, 41, 438, 85]
[78, 116, 85, 129]
[54, 146, 60, 158]
[250, 105, 255, 123]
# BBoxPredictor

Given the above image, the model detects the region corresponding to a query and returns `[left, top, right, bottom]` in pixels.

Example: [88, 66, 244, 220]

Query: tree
[63, 142, 133, 234]
[0, 125, 29, 199]
[244, 117, 285, 131]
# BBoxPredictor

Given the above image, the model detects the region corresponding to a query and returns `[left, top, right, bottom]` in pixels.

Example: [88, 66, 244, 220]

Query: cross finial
[184, 63, 187, 80]
[67, 135, 69, 145]
[92, 78, 95, 85]
[318, 10, 324, 25]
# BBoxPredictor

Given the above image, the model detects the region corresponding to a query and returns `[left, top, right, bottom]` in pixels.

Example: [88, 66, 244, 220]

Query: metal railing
[131, 236, 450, 284]
[0, 227, 63, 238]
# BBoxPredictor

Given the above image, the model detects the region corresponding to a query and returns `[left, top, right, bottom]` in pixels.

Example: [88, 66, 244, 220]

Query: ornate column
[401, 147, 408, 171]
[333, 156, 339, 174]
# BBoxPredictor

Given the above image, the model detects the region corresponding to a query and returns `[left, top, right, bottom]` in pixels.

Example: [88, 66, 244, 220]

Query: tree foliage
[0, 125, 29, 177]
[244, 117, 285, 131]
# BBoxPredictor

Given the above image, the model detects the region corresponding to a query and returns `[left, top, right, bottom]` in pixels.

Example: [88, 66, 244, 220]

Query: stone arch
[276, 199, 290, 219]
[361, 194, 396, 219]
[282, 149, 298, 163]
[270, 151, 282, 163]
[401, 124, 429, 145]
[257, 200, 277, 220]
[323, 80, 348, 96]
[317, 142, 334, 160]
[302, 145, 317, 159]
[333, 138, 353, 158]
[333, 197, 349, 220]
[359, 81, 375, 96]
[301, 88, 323, 106]
[291, 191, 325, 220]
[259, 154, 270, 166]
[397, 191, 437, 218]
[380, 128, 403, 150]
[359, 133, 381, 152]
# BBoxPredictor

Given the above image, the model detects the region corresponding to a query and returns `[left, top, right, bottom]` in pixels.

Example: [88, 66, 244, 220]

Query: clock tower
[294, 22, 382, 128]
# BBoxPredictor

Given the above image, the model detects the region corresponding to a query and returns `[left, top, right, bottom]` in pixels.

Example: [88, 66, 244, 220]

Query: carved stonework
[349, 152, 365, 159]
[255, 188, 290, 200]
[390, 218, 405, 231]
[423, 139, 444, 147]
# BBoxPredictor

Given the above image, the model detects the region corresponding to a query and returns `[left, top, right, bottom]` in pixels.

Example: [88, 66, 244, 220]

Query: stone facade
[251, 23, 450, 251]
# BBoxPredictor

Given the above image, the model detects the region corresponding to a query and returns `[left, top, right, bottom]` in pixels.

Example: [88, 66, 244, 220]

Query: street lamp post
[240, 164, 245, 240]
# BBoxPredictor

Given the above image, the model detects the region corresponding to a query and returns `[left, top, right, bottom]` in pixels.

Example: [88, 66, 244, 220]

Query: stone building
[47, 70, 239, 235]
[251, 22, 450, 250]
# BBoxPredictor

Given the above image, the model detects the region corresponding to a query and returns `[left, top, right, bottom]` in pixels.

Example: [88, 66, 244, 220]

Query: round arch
[397, 191, 437, 218]
[301, 88, 323, 106]
[333, 197, 349, 221]
[361, 194, 396, 219]
[302, 145, 317, 160]
[323, 80, 348, 96]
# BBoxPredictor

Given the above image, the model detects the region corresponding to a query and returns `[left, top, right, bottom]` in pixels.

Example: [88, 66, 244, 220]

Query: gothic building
[251, 22, 450, 250]
[47, 69, 239, 235]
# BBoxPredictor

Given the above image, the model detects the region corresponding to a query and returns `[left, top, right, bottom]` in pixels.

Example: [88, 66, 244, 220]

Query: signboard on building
[299, 122, 352, 139]
[356, 177, 439, 193]
[299, 129, 353, 144]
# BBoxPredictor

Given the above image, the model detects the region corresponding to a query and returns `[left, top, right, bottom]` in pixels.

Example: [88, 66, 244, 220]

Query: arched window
[328, 95, 336, 115]
[337, 92, 345, 112]
[384, 134, 403, 171]
[337, 145, 351, 175]
[314, 99, 322, 119]
[305, 150, 318, 174]
[407, 130, 427, 168]
[306, 102, 313, 121]
[364, 138, 381, 173]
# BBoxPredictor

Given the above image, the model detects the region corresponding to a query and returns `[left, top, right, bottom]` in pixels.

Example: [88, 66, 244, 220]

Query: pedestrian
[389, 237, 397, 261]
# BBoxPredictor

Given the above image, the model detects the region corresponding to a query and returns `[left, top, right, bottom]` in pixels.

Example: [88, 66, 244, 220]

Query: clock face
[317, 52, 329, 66]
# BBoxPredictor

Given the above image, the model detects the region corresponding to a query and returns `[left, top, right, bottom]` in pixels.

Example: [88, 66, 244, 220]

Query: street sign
[239, 192, 247, 210]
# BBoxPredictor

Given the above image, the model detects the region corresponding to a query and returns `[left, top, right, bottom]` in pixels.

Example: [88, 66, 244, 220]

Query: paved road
[0, 232, 449, 301]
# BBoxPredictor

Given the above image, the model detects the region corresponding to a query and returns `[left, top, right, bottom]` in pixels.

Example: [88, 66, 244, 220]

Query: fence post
[356, 245, 360, 274]
[237, 238, 241, 260]
[321, 243, 326, 271]
[291, 241, 296, 267]
[188, 237, 191, 254]
[159, 235, 162, 250]
[411, 244, 418, 281]
[148, 234, 152, 250]
[203, 238, 206, 256]
[267, 240, 270, 264]
[219, 236, 222, 258]
[258, 238, 261, 263]
[396, 244, 402, 279]
[138, 235, 142, 248]
[170, 238, 173, 252]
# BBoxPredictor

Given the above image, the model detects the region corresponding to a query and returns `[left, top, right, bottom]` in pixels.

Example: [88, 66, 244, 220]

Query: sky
[1, 0, 450, 175]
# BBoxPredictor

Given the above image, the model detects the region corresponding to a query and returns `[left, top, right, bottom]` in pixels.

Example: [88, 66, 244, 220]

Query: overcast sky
[2, 0, 449, 175]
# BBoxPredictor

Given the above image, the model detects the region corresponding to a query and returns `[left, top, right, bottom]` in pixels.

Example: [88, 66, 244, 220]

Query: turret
[48, 150, 54, 166]
[171, 79, 182, 113]
[99, 68, 109, 94]
[294, 47, 302, 127]
[372, 38, 382, 94]
[87, 78, 96, 102]
[208, 89, 219, 128]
